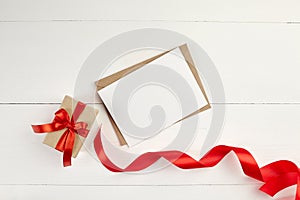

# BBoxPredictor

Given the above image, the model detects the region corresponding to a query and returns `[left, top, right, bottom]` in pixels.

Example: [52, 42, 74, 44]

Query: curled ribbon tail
[93, 127, 300, 200]
[259, 161, 300, 199]
[94, 129, 123, 172]
[61, 129, 75, 167]
[259, 172, 299, 197]
[54, 129, 75, 167]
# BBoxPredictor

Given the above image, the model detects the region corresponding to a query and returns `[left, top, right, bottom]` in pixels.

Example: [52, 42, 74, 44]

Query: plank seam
[1, 103, 300, 105]
[0, 183, 260, 186]
[0, 20, 300, 24]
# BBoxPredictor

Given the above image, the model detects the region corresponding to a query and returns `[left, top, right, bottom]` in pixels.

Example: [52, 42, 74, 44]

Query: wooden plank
[0, 185, 289, 200]
[0, 104, 299, 185]
[0, 22, 300, 103]
[0, 0, 300, 22]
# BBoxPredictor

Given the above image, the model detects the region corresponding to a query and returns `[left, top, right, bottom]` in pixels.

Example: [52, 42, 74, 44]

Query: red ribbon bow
[94, 128, 300, 200]
[32, 102, 89, 167]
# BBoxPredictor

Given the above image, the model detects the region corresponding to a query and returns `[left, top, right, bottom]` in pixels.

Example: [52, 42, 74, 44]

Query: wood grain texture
[0, 22, 300, 103]
[0, 0, 300, 22]
[0, 1, 299, 199]
[0, 104, 298, 185]
[1, 185, 289, 200]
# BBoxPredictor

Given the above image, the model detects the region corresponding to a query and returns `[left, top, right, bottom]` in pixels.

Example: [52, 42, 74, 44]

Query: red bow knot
[32, 107, 89, 167]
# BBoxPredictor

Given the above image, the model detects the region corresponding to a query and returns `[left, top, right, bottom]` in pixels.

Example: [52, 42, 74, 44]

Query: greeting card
[96, 44, 210, 146]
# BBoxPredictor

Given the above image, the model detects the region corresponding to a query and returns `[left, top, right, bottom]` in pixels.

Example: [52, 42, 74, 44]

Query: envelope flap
[96, 48, 174, 90]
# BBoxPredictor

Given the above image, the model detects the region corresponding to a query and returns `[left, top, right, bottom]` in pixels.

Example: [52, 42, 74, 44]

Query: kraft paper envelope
[96, 44, 211, 146]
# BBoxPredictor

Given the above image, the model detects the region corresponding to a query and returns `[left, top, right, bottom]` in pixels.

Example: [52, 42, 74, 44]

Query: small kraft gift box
[32, 95, 99, 166]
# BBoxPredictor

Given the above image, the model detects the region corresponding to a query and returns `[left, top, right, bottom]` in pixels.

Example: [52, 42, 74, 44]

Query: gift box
[32, 95, 99, 166]
[96, 44, 211, 146]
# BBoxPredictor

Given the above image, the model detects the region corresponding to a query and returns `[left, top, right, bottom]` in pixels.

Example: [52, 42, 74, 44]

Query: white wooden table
[0, 1, 299, 199]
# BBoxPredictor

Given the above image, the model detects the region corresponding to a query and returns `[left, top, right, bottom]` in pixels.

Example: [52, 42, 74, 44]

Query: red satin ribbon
[32, 102, 89, 167]
[94, 128, 300, 200]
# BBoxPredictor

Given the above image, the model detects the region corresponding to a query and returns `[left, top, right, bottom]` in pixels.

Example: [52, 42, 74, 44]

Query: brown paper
[43, 95, 99, 158]
[96, 44, 210, 146]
